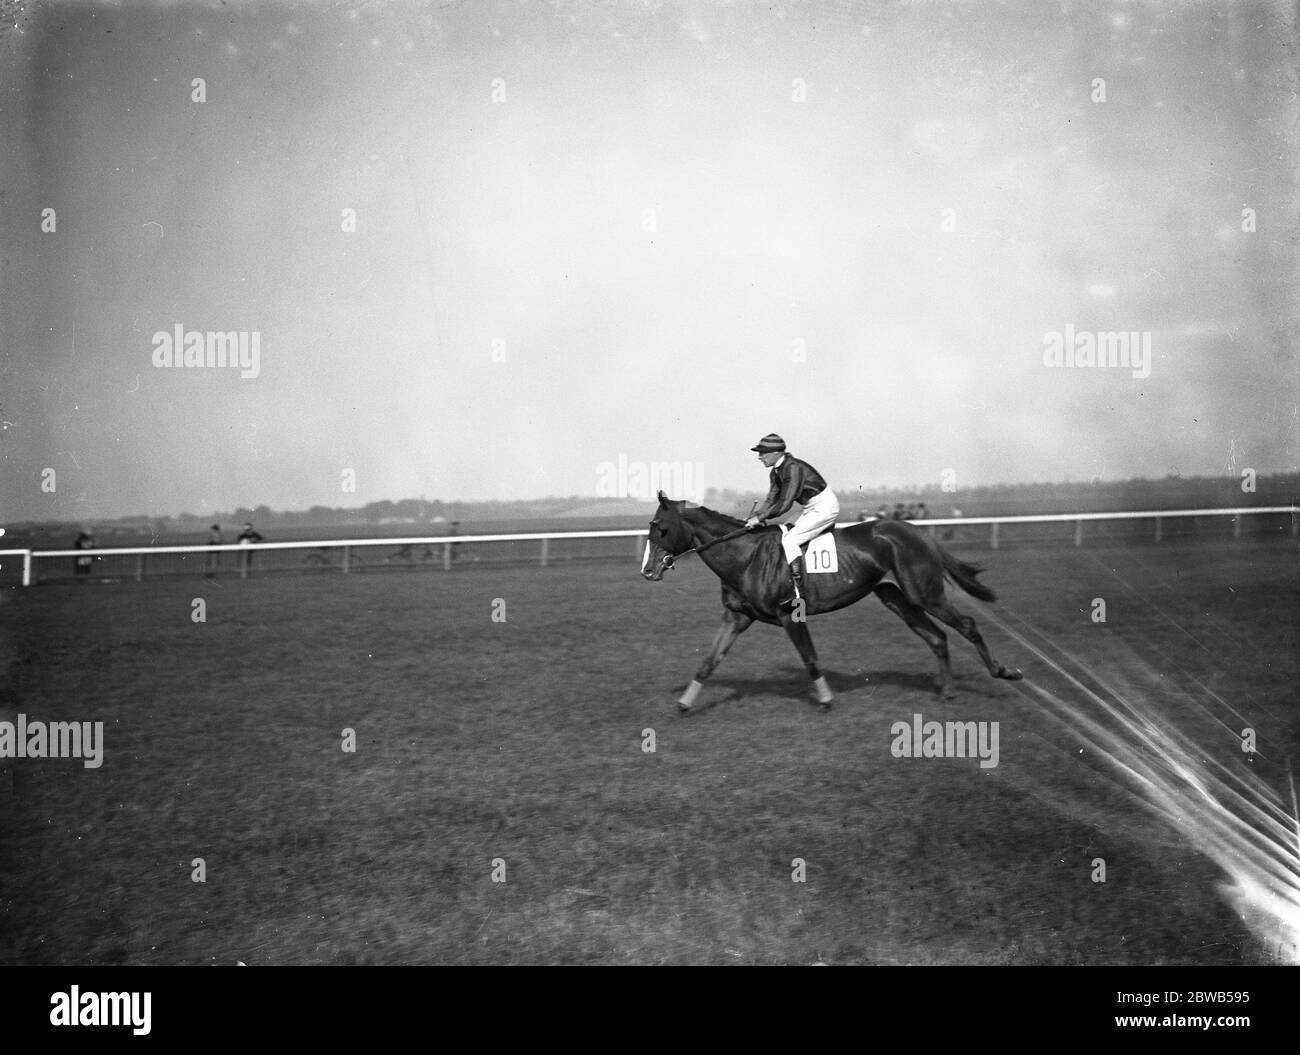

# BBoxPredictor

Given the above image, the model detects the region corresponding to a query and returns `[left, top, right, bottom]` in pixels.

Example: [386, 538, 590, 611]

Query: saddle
[780, 523, 840, 573]
[775, 522, 837, 542]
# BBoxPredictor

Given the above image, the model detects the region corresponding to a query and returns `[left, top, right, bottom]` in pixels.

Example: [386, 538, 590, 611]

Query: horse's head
[641, 491, 694, 581]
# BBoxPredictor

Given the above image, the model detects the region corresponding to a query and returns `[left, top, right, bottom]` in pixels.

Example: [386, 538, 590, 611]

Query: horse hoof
[816, 702, 832, 714]
[997, 667, 1023, 681]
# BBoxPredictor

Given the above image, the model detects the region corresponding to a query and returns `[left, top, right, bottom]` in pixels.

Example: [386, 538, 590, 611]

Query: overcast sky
[1, 0, 1295, 521]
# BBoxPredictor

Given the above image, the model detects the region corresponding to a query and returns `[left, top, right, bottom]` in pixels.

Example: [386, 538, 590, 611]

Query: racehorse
[641, 491, 1022, 711]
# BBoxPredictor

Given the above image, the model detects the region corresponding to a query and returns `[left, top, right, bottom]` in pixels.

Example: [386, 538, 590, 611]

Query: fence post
[990, 522, 999, 550]
[443, 542, 452, 570]
[1154, 516, 1162, 543]
[1233, 515, 1242, 539]
[342, 546, 351, 574]
[23, 550, 31, 587]
[540, 538, 549, 567]
[240, 549, 249, 579]
[136, 553, 145, 582]
[1074, 519, 1083, 547]
[1292, 510, 1299, 537]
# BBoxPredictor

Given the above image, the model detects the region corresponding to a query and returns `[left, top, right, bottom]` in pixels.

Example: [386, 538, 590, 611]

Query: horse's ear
[657, 490, 669, 507]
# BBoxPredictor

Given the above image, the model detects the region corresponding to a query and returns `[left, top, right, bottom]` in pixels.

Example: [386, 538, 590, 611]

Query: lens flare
[977, 604, 1300, 964]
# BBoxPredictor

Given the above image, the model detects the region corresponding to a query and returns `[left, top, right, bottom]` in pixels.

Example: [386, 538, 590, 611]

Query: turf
[0, 537, 1295, 964]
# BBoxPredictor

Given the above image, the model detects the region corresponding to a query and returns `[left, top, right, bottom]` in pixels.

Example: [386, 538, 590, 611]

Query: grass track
[0, 538, 1295, 964]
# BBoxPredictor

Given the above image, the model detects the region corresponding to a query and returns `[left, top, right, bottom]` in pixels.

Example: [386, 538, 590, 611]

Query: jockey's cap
[750, 433, 786, 453]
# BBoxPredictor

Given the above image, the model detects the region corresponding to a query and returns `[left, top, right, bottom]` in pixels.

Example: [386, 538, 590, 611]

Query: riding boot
[785, 555, 806, 607]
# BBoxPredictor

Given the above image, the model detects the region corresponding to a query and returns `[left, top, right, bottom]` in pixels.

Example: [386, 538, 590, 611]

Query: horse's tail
[939, 547, 997, 603]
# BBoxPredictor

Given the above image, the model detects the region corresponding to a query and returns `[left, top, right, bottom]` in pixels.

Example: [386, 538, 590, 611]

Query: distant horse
[641, 492, 1022, 711]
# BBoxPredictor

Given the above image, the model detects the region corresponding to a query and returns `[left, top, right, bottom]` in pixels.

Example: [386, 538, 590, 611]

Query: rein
[663, 524, 754, 568]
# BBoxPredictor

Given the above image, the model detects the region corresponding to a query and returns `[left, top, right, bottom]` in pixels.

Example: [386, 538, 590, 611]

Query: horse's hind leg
[779, 612, 834, 710]
[874, 582, 955, 698]
[926, 597, 1023, 681]
[679, 608, 754, 712]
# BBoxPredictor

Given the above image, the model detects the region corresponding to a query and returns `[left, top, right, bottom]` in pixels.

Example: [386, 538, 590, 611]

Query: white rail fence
[2, 506, 1295, 587]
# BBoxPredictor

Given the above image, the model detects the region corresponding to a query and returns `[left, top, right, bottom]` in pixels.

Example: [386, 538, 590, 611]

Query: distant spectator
[448, 521, 462, 562]
[892, 504, 906, 520]
[73, 530, 94, 577]
[905, 504, 917, 520]
[237, 522, 264, 572]
[876, 504, 889, 520]
[915, 503, 929, 520]
[205, 524, 222, 578]
[944, 507, 962, 541]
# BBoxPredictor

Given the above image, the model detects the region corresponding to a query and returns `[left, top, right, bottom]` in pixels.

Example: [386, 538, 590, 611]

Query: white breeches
[780, 488, 840, 562]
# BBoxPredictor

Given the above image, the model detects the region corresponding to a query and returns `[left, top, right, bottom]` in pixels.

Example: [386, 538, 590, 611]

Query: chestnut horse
[641, 492, 1022, 711]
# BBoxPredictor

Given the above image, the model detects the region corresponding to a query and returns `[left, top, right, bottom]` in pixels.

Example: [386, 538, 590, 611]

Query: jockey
[744, 433, 841, 606]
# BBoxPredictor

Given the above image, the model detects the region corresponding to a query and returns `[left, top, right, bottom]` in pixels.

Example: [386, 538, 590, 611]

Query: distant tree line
[14, 473, 1298, 538]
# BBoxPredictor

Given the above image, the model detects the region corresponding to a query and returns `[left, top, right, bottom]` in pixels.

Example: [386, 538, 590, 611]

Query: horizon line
[8, 470, 1297, 528]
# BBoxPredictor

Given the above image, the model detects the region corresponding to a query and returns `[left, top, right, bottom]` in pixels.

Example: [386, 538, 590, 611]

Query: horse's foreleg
[694, 610, 753, 682]
[779, 612, 833, 709]
[875, 582, 955, 698]
[679, 609, 754, 711]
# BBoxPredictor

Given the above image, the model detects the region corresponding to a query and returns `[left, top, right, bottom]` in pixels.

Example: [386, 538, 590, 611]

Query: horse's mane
[682, 504, 746, 528]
